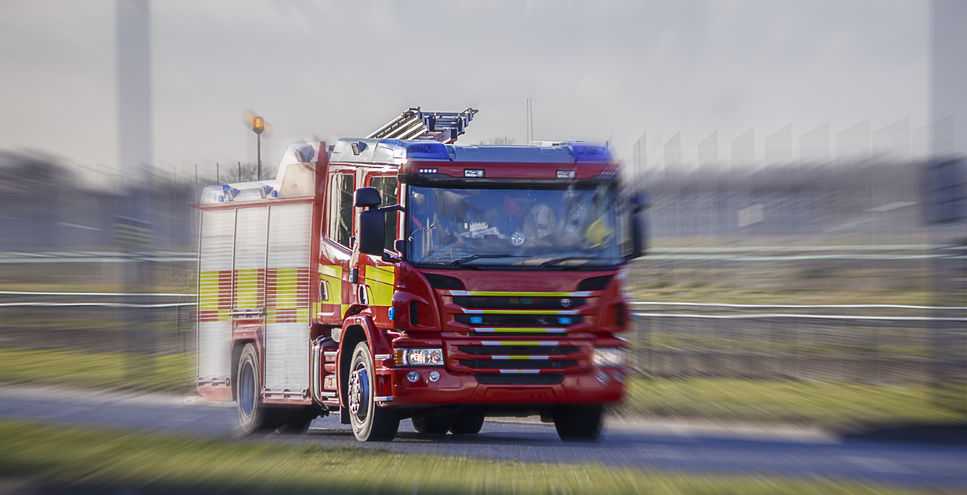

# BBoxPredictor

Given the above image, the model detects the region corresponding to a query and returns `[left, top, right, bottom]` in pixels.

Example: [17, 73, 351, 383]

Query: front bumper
[380, 367, 625, 407]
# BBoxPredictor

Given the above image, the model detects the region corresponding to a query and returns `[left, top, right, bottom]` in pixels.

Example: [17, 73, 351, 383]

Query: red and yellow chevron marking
[198, 270, 232, 322]
[233, 268, 265, 310]
[266, 267, 310, 324]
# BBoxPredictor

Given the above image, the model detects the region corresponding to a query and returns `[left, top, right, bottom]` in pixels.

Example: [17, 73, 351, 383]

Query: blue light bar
[565, 143, 612, 162]
[380, 139, 450, 161]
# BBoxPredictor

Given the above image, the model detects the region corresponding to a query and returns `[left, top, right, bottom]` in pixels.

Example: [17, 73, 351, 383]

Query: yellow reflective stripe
[367, 265, 395, 285]
[449, 290, 591, 297]
[274, 268, 298, 308]
[234, 268, 260, 309]
[462, 309, 579, 315]
[296, 307, 310, 323]
[479, 340, 560, 346]
[367, 265, 396, 306]
[319, 264, 343, 305]
[198, 271, 224, 311]
[319, 264, 342, 278]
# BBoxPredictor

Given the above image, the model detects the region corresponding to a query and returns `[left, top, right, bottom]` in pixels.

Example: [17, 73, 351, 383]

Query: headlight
[593, 347, 626, 368]
[395, 348, 445, 367]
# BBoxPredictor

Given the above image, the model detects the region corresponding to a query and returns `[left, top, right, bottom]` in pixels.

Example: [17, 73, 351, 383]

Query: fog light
[428, 371, 441, 383]
[406, 371, 420, 383]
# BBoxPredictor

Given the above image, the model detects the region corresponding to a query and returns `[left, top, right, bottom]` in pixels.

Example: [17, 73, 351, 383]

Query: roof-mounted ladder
[368, 107, 478, 144]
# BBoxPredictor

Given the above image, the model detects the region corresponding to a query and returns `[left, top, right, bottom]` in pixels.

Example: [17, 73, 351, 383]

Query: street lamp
[250, 115, 265, 180]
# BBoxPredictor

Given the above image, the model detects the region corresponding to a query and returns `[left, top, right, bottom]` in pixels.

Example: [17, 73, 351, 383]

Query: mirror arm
[378, 204, 405, 214]
[381, 249, 402, 263]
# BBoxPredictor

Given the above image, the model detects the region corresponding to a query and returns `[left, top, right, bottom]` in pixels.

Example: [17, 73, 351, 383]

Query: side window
[370, 176, 399, 251]
[327, 173, 355, 247]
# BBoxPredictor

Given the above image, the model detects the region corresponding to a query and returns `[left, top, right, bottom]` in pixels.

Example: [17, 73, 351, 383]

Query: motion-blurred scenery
[1, 1, 966, 494]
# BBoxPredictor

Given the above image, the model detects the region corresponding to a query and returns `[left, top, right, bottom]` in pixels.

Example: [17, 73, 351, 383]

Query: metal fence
[630, 304, 966, 383]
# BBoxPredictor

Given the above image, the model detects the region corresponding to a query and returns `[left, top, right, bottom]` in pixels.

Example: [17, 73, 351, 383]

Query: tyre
[347, 342, 399, 441]
[553, 405, 604, 442]
[412, 413, 450, 435]
[236, 343, 283, 435]
[449, 412, 485, 435]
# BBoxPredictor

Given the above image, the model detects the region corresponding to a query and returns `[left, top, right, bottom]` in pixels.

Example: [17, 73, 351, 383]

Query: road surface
[1, 386, 966, 488]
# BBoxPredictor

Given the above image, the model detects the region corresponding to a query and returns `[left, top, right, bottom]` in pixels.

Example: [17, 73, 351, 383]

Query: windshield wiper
[539, 255, 604, 267]
[451, 253, 527, 266]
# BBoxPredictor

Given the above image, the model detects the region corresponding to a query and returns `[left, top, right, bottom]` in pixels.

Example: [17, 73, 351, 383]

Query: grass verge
[0, 421, 921, 495]
[0, 347, 191, 392]
[625, 378, 967, 427]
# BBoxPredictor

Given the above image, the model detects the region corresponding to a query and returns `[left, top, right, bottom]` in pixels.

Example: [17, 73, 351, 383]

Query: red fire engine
[196, 108, 646, 441]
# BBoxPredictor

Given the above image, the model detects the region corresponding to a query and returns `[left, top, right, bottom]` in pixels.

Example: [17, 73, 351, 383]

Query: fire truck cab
[195, 109, 646, 442]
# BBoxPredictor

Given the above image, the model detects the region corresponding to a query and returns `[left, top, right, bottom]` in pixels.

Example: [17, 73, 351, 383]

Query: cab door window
[370, 175, 399, 251]
[327, 172, 355, 248]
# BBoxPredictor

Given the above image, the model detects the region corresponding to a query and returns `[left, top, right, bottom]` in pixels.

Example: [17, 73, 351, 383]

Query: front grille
[455, 314, 582, 327]
[460, 359, 577, 370]
[476, 374, 564, 385]
[458, 345, 579, 355]
[453, 296, 586, 310]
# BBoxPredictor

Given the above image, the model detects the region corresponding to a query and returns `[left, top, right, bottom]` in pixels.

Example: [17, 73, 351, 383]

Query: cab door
[318, 169, 355, 324]
[353, 171, 400, 327]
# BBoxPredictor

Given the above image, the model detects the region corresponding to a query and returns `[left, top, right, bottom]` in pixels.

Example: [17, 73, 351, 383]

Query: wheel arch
[337, 314, 392, 409]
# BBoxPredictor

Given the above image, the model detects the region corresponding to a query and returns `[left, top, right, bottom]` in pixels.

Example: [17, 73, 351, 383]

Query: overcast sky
[0, 0, 929, 183]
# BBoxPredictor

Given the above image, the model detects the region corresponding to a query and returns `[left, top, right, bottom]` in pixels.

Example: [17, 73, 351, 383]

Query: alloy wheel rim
[348, 362, 370, 422]
[239, 362, 255, 417]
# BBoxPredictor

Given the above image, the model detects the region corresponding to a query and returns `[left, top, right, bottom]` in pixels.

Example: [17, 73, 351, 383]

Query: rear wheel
[553, 405, 604, 442]
[449, 412, 485, 435]
[236, 344, 282, 435]
[412, 413, 450, 435]
[347, 342, 399, 441]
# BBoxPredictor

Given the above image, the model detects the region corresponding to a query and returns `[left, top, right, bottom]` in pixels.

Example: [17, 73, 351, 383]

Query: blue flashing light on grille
[469, 316, 484, 324]
[388, 307, 395, 321]
[558, 316, 574, 325]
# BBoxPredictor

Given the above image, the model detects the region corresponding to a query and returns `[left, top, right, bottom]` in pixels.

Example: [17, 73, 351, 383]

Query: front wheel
[553, 405, 604, 442]
[347, 342, 399, 441]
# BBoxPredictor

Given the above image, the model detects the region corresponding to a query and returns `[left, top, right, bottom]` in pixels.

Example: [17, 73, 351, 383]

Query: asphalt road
[2, 386, 967, 488]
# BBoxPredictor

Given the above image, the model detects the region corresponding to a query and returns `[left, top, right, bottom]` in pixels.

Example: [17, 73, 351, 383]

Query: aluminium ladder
[368, 107, 478, 144]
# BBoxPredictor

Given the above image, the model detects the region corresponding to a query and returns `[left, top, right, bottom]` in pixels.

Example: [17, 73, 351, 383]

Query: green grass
[625, 378, 967, 427]
[0, 421, 923, 495]
[0, 347, 191, 392]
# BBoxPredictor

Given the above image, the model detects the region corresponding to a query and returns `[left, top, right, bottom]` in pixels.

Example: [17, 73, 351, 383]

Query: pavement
[2, 385, 967, 488]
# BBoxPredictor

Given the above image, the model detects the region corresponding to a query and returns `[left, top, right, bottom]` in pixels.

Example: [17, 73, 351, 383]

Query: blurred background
[1, 1, 966, 494]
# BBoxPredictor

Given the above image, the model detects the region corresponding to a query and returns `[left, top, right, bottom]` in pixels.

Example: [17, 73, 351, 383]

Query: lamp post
[251, 115, 265, 180]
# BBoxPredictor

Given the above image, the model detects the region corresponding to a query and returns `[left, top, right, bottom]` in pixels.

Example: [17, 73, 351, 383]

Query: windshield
[405, 184, 622, 268]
